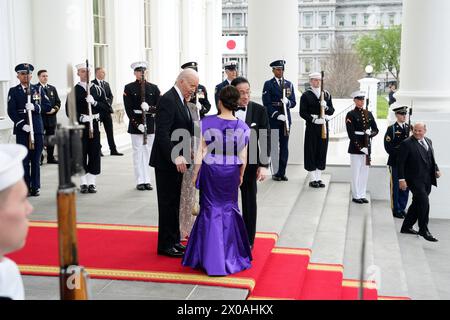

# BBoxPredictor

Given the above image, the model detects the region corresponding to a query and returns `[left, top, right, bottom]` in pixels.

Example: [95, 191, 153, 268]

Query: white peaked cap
[309, 72, 322, 80]
[0, 144, 27, 192]
[351, 91, 367, 99]
[131, 61, 149, 70]
[75, 63, 93, 71]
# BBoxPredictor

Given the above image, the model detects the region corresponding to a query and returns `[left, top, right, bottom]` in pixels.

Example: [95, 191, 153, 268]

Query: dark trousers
[304, 124, 329, 171]
[100, 112, 117, 152]
[43, 125, 56, 160]
[240, 164, 258, 246]
[82, 121, 101, 175]
[155, 168, 183, 251]
[402, 181, 431, 232]
[16, 133, 44, 190]
[389, 166, 409, 214]
[272, 127, 289, 177]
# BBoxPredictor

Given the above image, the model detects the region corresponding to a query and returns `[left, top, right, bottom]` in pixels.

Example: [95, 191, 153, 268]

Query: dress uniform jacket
[345, 107, 379, 154]
[384, 122, 410, 167]
[262, 77, 296, 129]
[123, 80, 161, 135]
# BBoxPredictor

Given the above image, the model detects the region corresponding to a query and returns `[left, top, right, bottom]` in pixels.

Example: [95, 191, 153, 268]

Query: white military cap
[75, 63, 93, 71]
[351, 91, 366, 99]
[224, 61, 238, 70]
[309, 72, 322, 80]
[131, 61, 148, 71]
[0, 144, 27, 192]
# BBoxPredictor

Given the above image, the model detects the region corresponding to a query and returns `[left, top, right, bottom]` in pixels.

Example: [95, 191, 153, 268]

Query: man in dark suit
[150, 68, 199, 257]
[231, 77, 271, 248]
[7, 63, 52, 197]
[37, 70, 61, 164]
[398, 122, 441, 242]
[92, 67, 123, 156]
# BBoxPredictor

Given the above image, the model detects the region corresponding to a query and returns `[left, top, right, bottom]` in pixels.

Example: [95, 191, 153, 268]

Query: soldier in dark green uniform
[384, 106, 410, 219]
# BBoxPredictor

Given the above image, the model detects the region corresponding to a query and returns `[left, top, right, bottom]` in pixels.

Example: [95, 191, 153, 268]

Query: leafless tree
[323, 39, 365, 98]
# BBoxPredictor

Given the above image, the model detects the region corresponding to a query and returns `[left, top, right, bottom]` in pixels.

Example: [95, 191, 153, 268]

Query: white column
[247, 0, 303, 164]
[358, 77, 379, 118]
[395, 0, 450, 219]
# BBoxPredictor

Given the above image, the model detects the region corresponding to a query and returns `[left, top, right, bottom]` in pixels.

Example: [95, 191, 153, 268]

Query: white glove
[25, 103, 35, 111]
[313, 118, 325, 125]
[277, 114, 287, 122]
[360, 147, 369, 155]
[80, 115, 92, 123]
[321, 101, 327, 108]
[85, 95, 96, 105]
[282, 97, 290, 106]
[324, 115, 332, 121]
[365, 129, 372, 135]
[138, 124, 145, 133]
[141, 102, 150, 112]
[22, 124, 31, 133]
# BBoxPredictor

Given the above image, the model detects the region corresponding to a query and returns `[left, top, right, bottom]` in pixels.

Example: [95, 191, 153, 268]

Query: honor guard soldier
[123, 61, 161, 191]
[300, 72, 335, 188]
[181, 62, 211, 118]
[346, 91, 379, 204]
[67, 63, 110, 194]
[384, 105, 410, 219]
[262, 60, 296, 181]
[7, 63, 52, 197]
[215, 61, 238, 106]
[37, 70, 61, 164]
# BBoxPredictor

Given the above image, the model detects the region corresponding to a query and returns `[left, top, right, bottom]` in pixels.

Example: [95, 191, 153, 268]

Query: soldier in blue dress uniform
[262, 60, 296, 181]
[7, 63, 52, 196]
[181, 62, 211, 118]
[214, 61, 238, 107]
[384, 105, 410, 219]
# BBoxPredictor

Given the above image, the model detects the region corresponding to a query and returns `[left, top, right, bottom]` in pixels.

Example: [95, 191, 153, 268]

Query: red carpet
[7, 222, 277, 292]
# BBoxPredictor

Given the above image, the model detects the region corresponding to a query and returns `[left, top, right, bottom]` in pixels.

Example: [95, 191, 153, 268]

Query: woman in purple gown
[182, 86, 252, 276]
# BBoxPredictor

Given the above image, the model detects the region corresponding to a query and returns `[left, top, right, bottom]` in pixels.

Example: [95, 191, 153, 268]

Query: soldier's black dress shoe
[400, 227, 419, 235]
[80, 185, 89, 194]
[419, 230, 438, 242]
[100, 152, 104, 157]
[360, 198, 369, 204]
[272, 175, 282, 181]
[393, 211, 405, 219]
[174, 243, 186, 252]
[88, 185, 97, 193]
[30, 188, 40, 197]
[280, 176, 288, 181]
[317, 180, 326, 188]
[352, 198, 364, 204]
[309, 181, 320, 188]
[158, 247, 184, 257]
[144, 183, 153, 191]
[110, 150, 124, 156]
[47, 158, 59, 164]
[136, 184, 146, 191]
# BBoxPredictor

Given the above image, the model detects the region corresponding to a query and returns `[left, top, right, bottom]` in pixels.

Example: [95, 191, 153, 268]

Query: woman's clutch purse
[192, 189, 200, 216]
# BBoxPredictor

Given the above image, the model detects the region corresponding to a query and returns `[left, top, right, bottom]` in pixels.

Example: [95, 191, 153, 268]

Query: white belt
[81, 114, 100, 120]
[354, 131, 365, 136]
[311, 115, 318, 120]
[134, 110, 143, 114]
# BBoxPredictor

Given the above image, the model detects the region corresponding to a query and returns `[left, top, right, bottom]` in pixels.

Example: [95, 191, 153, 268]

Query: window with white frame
[320, 13, 328, 26]
[389, 13, 395, 25]
[304, 36, 312, 50]
[337, 15, 345, 27]
[304, 59, 312, 73]
[93, 0, 108, 69]
[319, 35, 329, 49]
[351, 14, 357, 26]
[364, 14, 369, 25]
[232, 13, 243, 27]
[303, 13, 313, 27]
[222, 13, 228, 27]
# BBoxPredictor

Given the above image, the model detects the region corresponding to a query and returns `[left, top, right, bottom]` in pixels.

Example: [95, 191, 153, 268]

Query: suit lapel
[245, 102, 254, 125]
[414, 138, 428, 163]
[171, 87, 192, 127]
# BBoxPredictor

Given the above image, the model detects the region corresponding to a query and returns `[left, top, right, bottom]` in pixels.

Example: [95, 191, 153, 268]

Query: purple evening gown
[182, 115, 253, 276]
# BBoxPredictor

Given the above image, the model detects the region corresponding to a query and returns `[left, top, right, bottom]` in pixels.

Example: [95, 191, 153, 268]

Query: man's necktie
[419, 139, 428, 151]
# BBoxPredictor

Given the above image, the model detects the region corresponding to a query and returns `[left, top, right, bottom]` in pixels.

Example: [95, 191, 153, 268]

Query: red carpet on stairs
[7, 222, 277, 292]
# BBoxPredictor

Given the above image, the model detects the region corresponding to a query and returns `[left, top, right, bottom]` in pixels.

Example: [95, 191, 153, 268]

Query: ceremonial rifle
[26, 65, 35, 150]
[281, 62, 290, 137]
[408, 101, 413, 137]
[52, 64, 90, 300]
[141, 72, 148, 145]
[363, 88, 372, 166]
[320, 71, 327, 140]
[85, 59, 94, 139]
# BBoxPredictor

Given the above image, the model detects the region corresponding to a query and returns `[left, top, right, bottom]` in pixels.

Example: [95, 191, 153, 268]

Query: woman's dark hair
[230, 76, 250, 87]
[219, 85, 240, 112]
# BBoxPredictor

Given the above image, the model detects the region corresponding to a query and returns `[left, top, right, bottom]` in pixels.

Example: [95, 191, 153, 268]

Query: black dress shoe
[100, 152, 104, 157]
[174, 243, 186, 252]
[88, 185, 97, 194]
[47, 158, 59, 164]
[80, 185, 89, 194]
[158, 248, 184, 257]
[309, 181, 320, 188]
[419, 230, 438, 242]
[280, 175, 289, 181]
[400, 211, 407, 218]
[144, 183, 153, 191]
[352, 198, 364, 204]
[272, 175, 282, 181]
[400, 227, 419, 235]
[30, 188, 40, 197]
[136, 184, 146, 191]
[40, 154, 44, 166]
[393, 211, 405, 219]
[317, 180, 326, 188]
[360, 198, 369, 204]
[110, 150, 124, 156]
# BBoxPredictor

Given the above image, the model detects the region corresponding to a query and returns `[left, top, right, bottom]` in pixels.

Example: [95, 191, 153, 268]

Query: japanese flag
[222, 36, 246, 55]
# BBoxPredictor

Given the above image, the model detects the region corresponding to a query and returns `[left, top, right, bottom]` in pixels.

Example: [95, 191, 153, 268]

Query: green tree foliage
[355, 26, 401, 83]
